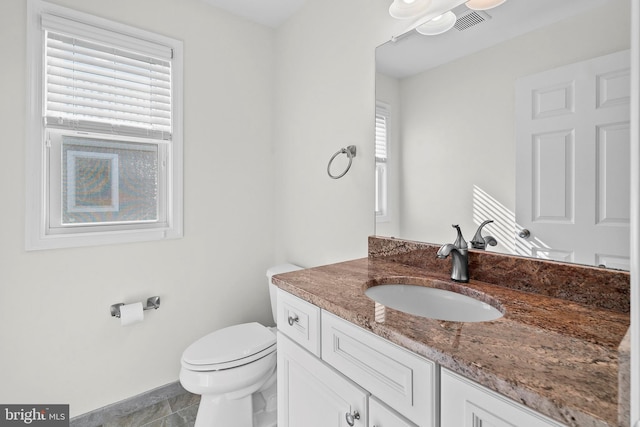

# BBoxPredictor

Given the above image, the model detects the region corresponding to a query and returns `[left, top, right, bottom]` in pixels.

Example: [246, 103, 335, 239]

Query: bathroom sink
[365, 283, 503, 322]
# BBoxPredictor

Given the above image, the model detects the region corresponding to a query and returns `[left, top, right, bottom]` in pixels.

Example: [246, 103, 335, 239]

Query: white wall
[383, 0, 630, 247]
[272, 0, 404, 268]
[1, 0, 276, 416]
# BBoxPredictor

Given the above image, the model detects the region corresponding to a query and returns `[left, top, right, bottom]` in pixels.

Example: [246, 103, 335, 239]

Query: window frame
[26, 0, 183, 250]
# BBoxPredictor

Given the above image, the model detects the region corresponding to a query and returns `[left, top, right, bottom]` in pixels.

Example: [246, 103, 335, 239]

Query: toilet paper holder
[110, 296, 161, 318]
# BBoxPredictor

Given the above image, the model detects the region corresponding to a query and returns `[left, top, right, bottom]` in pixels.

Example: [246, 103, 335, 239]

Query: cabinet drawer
[277, 289, 321, 356]
[321, 311, 437, 427]
[441, 369, 565, 427]
[369, 397, 417, 427]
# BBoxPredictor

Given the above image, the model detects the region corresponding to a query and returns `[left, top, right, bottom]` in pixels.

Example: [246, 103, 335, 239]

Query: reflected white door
[515, 50, 630, 269]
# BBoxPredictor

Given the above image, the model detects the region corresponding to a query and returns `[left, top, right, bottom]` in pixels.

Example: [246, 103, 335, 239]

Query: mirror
[375, 0, 631, 270]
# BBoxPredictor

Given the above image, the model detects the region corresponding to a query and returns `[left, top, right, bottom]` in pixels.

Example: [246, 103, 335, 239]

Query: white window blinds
[375, 105, 389, 162]
[42, 14, 173, 140]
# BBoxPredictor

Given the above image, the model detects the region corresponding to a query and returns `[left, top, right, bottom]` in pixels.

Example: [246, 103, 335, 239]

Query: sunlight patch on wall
[472, 185, 555, 259]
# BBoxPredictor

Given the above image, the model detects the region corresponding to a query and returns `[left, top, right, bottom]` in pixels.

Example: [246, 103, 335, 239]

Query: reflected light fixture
[415, 11, 457, 35]
[389, 0, 432, 19]
[465, 0, 507, 11]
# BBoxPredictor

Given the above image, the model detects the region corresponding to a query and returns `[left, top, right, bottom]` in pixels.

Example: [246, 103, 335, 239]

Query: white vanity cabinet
[440, 369, 564, 427]
[277, 288, 566, 427]
[277, 332, 368, 427]
[277, 289, 436, 427]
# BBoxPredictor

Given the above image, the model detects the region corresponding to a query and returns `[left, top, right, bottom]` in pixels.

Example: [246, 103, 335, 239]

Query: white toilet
[180, 264, 302, 427]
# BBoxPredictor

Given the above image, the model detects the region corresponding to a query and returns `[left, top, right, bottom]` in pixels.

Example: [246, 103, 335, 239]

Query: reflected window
[375, 103, 390, 222]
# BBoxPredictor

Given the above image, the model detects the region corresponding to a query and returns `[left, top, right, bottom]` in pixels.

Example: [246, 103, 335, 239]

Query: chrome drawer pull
[287, 314, 299, 326]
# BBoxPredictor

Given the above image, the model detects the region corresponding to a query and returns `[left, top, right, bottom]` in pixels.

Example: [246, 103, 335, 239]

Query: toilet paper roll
[119, 302, 144, 326]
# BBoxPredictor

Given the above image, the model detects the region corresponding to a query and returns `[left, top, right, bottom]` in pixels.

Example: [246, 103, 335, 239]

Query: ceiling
[200, 0, 612, 74]
[201, 0, 307, 28]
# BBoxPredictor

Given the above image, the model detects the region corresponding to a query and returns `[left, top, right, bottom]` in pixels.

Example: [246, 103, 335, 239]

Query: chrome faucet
[436, 224, 469, 283]
[470, 220, 498, 250]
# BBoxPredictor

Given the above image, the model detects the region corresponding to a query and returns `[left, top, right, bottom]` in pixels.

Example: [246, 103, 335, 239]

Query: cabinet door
[441, 369, 565, 427]
[369, 397, 417, 427]
[278, 332, 369, 427]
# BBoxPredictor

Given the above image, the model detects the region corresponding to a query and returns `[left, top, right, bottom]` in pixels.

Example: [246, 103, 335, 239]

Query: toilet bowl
[179, 264, 302, 427]
[180, 323, 277, 427]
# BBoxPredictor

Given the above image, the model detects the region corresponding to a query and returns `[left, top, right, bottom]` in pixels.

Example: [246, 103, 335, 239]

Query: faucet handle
[470, 220, 498, 250]
[451, 224, 468, 250]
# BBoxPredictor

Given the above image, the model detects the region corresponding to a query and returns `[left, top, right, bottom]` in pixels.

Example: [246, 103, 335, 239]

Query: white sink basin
[365, 284, 503, 322]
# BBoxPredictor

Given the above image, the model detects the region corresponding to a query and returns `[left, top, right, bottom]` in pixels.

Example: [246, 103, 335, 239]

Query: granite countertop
[272, 256, 630, 427]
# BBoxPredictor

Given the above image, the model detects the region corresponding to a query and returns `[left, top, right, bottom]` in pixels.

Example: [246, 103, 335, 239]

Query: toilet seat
[181, 322, 276, 372]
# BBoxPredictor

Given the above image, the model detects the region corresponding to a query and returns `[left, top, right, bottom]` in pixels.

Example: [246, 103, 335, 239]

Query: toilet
[179, 264, 302, 427]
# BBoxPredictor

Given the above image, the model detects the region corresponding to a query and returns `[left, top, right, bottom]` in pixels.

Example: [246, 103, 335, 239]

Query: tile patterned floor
[70, 383, 199, 427]
[101, 393, 199, 427]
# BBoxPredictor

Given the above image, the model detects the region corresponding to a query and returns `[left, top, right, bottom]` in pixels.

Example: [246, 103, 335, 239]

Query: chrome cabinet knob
[345, 410, 360, 426]
[287, 314, 299, 326]
[518, 229, 531, 238]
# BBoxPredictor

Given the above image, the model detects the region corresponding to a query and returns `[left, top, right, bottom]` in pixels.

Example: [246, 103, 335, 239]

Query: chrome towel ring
[327, 145, 357, 179]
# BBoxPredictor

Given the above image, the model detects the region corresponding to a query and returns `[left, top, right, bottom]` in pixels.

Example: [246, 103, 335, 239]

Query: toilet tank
[266, 263, 302, 325]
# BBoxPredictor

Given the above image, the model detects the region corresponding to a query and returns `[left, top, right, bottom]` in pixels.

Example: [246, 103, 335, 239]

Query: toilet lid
[182, 323, 276, 368]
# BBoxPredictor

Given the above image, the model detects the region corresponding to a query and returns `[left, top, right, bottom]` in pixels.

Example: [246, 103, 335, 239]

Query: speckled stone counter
[272, 237, 630, 427]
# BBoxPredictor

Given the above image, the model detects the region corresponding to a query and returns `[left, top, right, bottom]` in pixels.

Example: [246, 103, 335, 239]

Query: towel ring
[327, 145, 357, 179]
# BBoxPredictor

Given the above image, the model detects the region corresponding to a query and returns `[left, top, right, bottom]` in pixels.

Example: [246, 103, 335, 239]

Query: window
[375, 103, 390, 222]
[26, 0, 183, 250]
